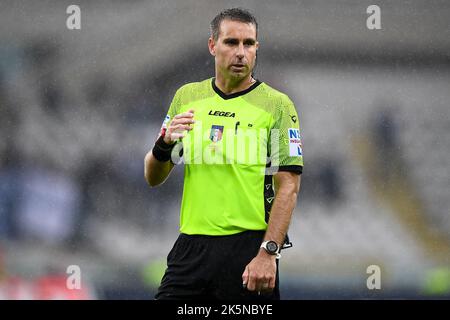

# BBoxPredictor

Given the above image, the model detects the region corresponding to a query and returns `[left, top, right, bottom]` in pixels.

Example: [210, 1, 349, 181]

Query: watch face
[267, 241, 278, 253]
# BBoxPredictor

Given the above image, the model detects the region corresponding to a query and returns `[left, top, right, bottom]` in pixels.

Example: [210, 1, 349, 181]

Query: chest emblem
[210, 125, 224, 142]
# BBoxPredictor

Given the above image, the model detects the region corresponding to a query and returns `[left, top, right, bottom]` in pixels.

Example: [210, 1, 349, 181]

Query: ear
[208, 37, 216, 56]
[256, 40, 259, 51]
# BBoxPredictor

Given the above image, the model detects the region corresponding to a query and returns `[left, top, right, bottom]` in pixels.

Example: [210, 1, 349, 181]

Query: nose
[236, 43, 245, 59]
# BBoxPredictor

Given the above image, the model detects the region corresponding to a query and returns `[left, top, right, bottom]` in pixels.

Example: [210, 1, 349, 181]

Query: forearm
[263, 173, 301, 246]
[263, 189, 297, 246]
[144, 151, 174, 187]
[243, 172, 300, 291]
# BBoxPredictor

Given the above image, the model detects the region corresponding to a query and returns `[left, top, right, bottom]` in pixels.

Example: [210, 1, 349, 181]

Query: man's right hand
[163, 109, 195, 144]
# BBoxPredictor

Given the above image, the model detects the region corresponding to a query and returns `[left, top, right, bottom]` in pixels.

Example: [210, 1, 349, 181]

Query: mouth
[231, 64, 246, 71]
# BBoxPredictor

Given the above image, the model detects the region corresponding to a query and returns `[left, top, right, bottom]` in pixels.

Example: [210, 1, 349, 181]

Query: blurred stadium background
[0, 0, 449, 299]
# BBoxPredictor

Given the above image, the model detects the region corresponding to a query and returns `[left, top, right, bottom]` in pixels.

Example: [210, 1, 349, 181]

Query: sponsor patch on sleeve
[288, 128, 303, 157]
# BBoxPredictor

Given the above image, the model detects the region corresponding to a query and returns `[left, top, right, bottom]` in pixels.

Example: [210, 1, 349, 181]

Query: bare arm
[144, 109, 195, 187]
[242, 171, 301, 292]
[263, 171, 301, 245]
[144, 151, 175, 187]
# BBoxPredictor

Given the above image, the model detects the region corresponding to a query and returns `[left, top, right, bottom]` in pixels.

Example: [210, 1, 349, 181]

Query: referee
[144, 8, 303, 300]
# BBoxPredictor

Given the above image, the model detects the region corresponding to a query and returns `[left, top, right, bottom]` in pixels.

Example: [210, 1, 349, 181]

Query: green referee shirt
[160, 78, 303, 236]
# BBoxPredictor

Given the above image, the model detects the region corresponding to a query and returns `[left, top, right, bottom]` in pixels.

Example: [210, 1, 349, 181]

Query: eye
[244, 40, 256, 46]
[224, 39, 238, 45]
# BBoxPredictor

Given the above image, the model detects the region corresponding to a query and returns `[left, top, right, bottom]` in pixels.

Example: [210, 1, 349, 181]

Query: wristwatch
[260, 240, 281, 259]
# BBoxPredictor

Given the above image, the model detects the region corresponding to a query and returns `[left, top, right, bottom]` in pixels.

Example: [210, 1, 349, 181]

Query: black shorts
[155, 230, 280, 300]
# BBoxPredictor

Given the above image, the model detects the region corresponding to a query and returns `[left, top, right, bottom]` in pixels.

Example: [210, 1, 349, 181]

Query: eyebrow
[223, 38, 256, 44]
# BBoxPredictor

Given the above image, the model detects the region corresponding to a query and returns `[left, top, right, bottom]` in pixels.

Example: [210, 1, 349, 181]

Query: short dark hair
[210, 8, 258, 41]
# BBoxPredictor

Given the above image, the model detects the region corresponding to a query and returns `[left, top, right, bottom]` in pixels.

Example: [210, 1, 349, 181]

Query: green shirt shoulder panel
[167, 78, 214, 118]
[243, 83, 304, 168]
[177, 78, 215, 106]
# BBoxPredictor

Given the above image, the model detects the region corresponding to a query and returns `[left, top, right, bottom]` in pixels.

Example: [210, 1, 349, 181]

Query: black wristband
[152, 135, 176, 162]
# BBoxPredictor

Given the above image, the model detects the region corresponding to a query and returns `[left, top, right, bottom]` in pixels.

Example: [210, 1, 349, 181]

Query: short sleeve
[268, 97, 304, 174]
[158, 88, 182, 138]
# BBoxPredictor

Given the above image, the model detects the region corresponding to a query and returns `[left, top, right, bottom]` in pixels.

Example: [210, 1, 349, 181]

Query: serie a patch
[288, 128, 303, 157]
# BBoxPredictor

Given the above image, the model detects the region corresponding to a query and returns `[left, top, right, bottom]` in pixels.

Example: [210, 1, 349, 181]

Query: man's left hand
[242, 249, 277, 294]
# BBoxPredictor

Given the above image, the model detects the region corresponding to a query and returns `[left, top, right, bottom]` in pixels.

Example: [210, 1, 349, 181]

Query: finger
[170, 132, 185, 140]
[258, 276, 272, 292]
[261, 281, 273, 294]
[173, 111, 195, 119]
[247, 274, 256, 292]
[170, 124, 193, 132]
[242, 266, 249, 288]
[170, 118, 195, 126]
[255, 279, 265, 293]
[268, 276, 276, 290]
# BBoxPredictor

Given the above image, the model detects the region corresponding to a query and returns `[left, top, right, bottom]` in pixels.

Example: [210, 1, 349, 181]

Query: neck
[214, 73, 255, 95]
